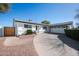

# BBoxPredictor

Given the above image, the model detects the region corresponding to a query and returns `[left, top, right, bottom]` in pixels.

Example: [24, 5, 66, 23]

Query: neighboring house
[13, 20, 73, 36]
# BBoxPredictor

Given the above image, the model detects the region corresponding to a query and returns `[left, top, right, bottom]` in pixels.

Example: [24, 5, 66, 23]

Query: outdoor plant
[0, 3, 10, 13]
[26, 29, 33, 35]
[64, 29, 79, 41]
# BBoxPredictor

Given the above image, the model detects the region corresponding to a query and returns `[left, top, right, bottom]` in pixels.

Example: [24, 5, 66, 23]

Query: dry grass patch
[0, 35, 38, 56]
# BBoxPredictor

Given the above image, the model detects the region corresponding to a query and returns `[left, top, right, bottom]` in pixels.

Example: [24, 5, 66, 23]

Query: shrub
[64, 29, 79, 41]
[26, 29, 33, 35]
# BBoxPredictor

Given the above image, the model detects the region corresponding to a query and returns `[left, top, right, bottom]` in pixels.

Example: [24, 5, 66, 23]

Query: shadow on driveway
[46, 32, 79, 51]
[57, 34, 79, 51]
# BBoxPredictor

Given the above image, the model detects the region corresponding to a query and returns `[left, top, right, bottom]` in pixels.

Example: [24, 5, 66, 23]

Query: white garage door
[51, 28, 65, 34]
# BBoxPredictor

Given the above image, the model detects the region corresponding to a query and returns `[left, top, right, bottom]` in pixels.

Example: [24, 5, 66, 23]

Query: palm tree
[74, 9, 79, 28]
[0, 3, 9, 13]
[75, 9, 79, 19]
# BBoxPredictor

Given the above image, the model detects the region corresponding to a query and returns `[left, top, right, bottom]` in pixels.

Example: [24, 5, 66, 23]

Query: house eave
[14, 20, 50, 26]
[13, 20, 73, 27]
[50, 21, 73, 27]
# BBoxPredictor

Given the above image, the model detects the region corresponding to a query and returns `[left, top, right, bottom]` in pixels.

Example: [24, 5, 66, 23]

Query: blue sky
[0, 3, 79, 27]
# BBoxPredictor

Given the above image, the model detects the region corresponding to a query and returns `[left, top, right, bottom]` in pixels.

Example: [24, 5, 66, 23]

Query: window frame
[24, 24, 32, 28]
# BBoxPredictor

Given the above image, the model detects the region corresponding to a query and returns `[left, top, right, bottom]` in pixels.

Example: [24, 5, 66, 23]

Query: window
[43, 26, 47, 29]
[24, 24, 32, 28]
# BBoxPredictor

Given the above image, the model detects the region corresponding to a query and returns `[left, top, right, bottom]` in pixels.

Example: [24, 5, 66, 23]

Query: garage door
[51, 28, 65, 34]
[4, 27, 15, 36]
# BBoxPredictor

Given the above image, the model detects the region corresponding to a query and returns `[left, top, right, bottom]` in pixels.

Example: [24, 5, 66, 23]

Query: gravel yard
[0, 34, 38, 56]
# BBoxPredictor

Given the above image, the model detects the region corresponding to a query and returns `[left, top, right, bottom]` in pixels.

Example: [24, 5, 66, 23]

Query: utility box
[0, 27, 4, 37]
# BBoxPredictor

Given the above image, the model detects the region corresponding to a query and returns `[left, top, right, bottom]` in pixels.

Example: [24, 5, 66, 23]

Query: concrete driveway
[34, 33, 79, 56]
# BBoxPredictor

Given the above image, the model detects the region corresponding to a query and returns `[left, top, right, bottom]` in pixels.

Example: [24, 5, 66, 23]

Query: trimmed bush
[26, 29, 33, 35]
[64, 29, 79, 41]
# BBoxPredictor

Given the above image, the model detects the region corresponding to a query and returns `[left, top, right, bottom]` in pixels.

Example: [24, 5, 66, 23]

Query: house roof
[51, 21, 73, 26]
[14, 20, 50, 26]
[14, 20, 73, 26]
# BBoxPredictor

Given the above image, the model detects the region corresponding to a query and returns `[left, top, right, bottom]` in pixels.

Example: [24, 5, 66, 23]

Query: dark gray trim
[14, 20, 50, 26]
[51, 21, 73, 27]
[13, 20, 73, 27]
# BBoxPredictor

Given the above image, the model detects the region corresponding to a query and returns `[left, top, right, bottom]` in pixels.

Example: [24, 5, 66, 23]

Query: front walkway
[34, 33, 79, 56]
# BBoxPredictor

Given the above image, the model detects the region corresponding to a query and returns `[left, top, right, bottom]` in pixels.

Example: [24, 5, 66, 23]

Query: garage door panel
[51, 28, 65, 34]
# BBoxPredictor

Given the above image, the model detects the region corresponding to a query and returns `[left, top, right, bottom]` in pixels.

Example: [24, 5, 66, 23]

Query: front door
[36, 26, 38, 30]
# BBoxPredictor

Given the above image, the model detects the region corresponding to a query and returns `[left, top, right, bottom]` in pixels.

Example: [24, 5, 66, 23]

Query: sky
[0, 3, 79, 27]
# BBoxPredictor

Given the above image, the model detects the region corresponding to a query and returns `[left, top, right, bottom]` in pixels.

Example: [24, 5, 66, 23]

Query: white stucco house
[13, 20, 73, 36]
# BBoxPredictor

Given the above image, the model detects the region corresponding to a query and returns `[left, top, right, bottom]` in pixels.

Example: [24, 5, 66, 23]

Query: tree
[41, 20, 50, 24]
[74, 9, 79, 28]
[0, 3, 9, 13]
[75, 9, 79, 28]
[74, 9, 79, 19]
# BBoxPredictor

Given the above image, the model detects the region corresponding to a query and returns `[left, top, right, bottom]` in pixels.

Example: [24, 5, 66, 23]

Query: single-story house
[0, 19, 73, 37]
[13, 20, 73, 36]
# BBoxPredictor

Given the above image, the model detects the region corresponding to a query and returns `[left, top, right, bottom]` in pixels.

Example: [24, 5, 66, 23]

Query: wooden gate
[4, 27, 15, 36]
